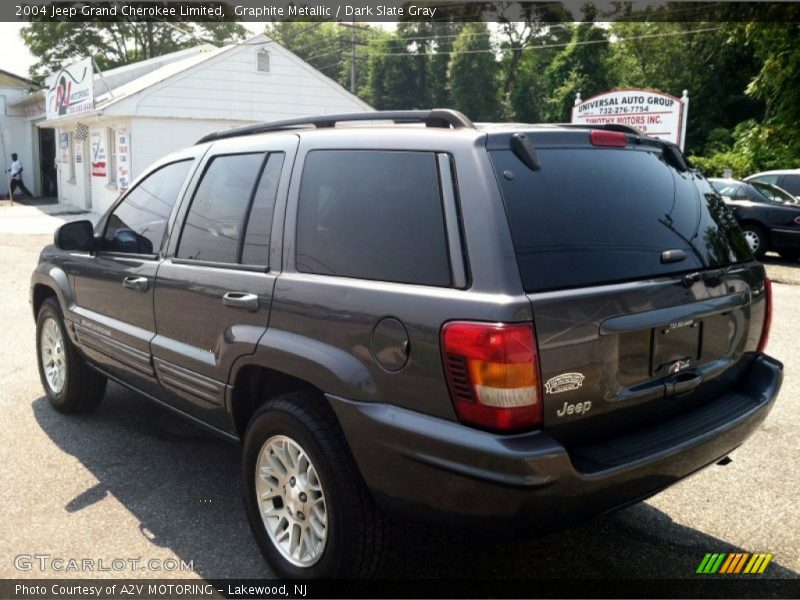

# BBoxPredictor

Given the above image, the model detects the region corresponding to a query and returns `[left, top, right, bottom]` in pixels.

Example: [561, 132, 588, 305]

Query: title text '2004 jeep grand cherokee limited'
[31, 110, 783, 579]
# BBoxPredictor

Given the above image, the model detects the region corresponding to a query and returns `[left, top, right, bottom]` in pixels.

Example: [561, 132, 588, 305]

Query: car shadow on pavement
[32, 384, 799, 582]
[763, 253, 800, 268]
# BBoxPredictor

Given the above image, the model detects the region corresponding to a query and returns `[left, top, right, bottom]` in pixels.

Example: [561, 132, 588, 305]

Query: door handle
[667, 372, 704, 396]
[122, 276, 149, 292]
[222, 291, 259, 312]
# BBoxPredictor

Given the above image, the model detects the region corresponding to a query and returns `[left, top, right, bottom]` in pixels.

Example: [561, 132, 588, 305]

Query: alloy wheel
[255, 435, 328, 567]
[40, 317, 66, 393]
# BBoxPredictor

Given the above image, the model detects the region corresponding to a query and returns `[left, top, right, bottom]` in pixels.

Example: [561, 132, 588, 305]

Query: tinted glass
[490, 148, 751, 293]
[779, 174, 800, 196]
[751, 181, 798, 204]
[103, 160, 192, 255]
[178, 153, 264, 263]
[296, 151, 451, 286]
[242, 153, 284, 266]
[751, 174, 779, 186]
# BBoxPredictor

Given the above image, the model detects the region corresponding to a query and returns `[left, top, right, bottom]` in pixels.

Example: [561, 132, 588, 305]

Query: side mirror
[54, 220, 95, 252]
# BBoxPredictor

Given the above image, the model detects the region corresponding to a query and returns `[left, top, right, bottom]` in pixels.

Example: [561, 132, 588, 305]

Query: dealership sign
[571, 89, 688, 149]
[45, 57, 94, 119]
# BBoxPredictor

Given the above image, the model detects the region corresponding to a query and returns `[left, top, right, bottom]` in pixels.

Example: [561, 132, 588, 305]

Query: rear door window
[295, 150, 451, 287]
[779, 174, 800, 196]
[490, 147, 751, 293]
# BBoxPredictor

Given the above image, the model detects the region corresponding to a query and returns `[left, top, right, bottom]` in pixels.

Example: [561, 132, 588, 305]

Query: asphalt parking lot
[0, 205, 797, 584]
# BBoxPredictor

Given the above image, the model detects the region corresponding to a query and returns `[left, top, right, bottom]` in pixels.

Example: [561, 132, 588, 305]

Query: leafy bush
[689, 120, 800, 178]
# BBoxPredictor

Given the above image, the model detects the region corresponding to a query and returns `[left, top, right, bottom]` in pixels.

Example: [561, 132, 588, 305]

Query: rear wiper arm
[682, 266, 730, 287]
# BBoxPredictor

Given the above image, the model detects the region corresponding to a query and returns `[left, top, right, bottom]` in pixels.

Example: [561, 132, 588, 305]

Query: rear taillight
[794, 217, 800, 225]
[441, 322, 542, 432]
[589, 130, 627, 147]
[757, 277, 773, 353]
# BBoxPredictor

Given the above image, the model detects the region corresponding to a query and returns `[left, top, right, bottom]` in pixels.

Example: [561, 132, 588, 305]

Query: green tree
[394, 22, 463, 107]
[494, 1, 572, 119]
[740, 15, 800, 167]
[266, 21, 382, 92]
[447, 23, 499, 121]
[543, 19, 613, 122]
[364, 31, 421, 109]
[21, 21, 247, 80]
[502, 25, 572, 122]
[610, 21, 762, 153]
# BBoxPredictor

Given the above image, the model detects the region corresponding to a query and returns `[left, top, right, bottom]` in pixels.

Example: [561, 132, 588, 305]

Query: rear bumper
[329, 354, 783, 534]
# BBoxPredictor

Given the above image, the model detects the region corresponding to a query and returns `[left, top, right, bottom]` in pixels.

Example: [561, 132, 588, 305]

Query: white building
[10, 34, 372, 214]
[0, 69, 45, 198]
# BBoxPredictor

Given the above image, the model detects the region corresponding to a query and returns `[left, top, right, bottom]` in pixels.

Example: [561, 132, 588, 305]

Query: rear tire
[778, 249, 800, 261]
[741, 224, 768, 260]
[242, 391, 389, 579]
[36, 297, 106, 413]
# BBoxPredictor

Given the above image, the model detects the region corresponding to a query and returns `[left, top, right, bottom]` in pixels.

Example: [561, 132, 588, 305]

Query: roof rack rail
[196, 109, 475, 144]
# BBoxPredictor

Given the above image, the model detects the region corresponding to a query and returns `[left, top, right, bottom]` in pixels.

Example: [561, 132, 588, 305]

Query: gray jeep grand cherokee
[31, 110, 783, 579]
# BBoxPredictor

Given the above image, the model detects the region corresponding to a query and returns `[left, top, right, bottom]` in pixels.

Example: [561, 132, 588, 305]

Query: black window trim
[436, 153, 468, 289]
[293, 148, 458, 289]
[174, 151, 269, 270]
[98, 158, 195, 259]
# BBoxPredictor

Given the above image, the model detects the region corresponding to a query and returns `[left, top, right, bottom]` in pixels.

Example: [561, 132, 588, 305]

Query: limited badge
[544, 372, 585, 394]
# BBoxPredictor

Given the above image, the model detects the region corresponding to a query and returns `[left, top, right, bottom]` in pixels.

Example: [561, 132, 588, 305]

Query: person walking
[7, 153, 33, 198]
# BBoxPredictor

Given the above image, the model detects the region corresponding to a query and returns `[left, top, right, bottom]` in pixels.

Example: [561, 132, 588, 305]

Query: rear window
[490, 147, 751, 293]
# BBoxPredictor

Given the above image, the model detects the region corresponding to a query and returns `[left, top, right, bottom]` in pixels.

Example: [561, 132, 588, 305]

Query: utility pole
[351, 19, 356, 93]
[339, 22, 370, 94]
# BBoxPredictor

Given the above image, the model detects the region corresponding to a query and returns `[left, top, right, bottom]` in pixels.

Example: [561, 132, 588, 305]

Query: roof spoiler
[555, 122, 645, 136]
[196, 109, 475, 144]
[556, 122, 691, 171]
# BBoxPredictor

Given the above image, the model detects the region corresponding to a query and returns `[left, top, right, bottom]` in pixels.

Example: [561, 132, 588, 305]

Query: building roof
[92, 44, 227, 110]
[0, 68, 39, 90]
[16, 33, 371, 125]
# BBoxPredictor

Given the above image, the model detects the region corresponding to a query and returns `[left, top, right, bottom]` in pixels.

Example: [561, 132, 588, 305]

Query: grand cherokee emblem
[544, 372, 585, 394]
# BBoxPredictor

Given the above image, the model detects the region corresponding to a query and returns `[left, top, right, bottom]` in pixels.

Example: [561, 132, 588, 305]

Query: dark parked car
[710, 177, 800, 260]
[746, 169, 800, 200]
[31, 111, 782, 579]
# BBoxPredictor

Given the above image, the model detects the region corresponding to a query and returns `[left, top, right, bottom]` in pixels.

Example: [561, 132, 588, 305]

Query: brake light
[757, 277, 773, 353]
[589, 130, 627, 147]
[441, 322, 542, 432]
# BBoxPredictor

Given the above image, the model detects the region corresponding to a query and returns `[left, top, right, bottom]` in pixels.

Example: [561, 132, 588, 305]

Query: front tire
[741, 224, 768, 259]
[36, 297, 106, 413]
[242, 392, 389, 579]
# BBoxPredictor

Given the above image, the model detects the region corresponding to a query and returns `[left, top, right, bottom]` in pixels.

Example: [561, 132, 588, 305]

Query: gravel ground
[0, 207, 797, 588]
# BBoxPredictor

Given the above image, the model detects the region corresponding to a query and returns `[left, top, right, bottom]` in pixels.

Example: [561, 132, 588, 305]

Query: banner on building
[90, 130, 106, 177]
[45, 57, 94, 119]
[571, 89, 689, 149]
[116, 128, 130, 193]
